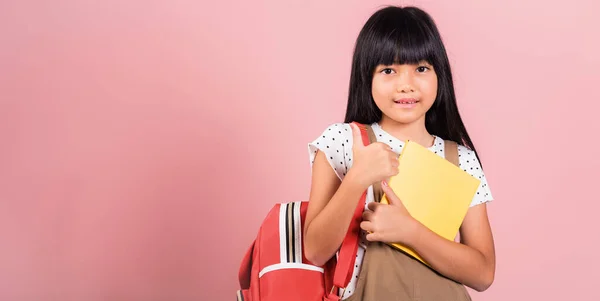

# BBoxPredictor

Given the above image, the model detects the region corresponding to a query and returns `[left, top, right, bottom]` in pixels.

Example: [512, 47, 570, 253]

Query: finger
[389, 164, 400, 177]
[360, 220, 374, 233]
[350, 122, 365, 149]
[367, 201, 380, 212]
[389, 150, 400, 165]
[381, 180, 402, 206]
[377, 142, 392, 151]
[366, 232, 379, 242]
[362, 210, 374, 221]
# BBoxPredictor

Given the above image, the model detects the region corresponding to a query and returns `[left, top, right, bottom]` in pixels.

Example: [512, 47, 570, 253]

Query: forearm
[305, 172, 367, 266]
[407, 222, 494, 292]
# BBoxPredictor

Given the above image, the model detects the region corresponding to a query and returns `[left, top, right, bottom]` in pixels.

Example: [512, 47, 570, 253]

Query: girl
[303, 5, 496, 299]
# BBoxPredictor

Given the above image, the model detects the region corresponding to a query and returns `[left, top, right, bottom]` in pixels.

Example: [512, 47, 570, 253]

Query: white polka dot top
[307, 122, 493, 299]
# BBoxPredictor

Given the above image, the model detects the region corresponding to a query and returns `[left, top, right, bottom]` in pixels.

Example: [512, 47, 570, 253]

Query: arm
[362, 180, 496, 292]
[407, 203, 496, 292]
[303, 150, 366, 266]
[305, 122, 401, 267]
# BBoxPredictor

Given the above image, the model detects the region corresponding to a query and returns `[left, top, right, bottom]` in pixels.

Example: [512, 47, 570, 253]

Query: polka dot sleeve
[307, 123, 352, 181]
[457, 145, 494, 207]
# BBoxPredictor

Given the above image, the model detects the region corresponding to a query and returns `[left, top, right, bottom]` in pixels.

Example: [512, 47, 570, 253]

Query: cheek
[418, 77, 438, 102]
[371, 79, 389, 104]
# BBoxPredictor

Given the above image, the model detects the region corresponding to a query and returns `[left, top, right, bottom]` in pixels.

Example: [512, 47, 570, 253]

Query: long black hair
[344, 6, 482, 163]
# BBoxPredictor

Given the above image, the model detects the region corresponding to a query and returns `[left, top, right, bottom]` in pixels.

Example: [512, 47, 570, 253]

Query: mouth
[393, 98, 419, 104]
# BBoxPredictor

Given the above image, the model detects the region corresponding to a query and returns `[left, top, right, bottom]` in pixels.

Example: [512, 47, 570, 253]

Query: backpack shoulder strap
[365, 124, 378, 145]
[330, 122, 376, 298]
[444, 140, 459, 167]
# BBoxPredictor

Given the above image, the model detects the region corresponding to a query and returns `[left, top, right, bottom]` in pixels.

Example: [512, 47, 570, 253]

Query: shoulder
[307, 123, 353, 180]
[317, 122, 353, 138]
[309, 122, 353, 149]
[457, 144, 478, 164]
[456, 144, 482, 177]
[454, 144, 494, 206]
[456, 144, 475, 156]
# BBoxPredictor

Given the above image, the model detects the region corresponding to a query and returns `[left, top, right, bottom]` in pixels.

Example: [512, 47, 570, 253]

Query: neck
[378, 115, 435, 148]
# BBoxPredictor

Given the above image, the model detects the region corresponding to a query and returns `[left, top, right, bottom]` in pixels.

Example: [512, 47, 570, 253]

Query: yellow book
[380, 140, 481, 266]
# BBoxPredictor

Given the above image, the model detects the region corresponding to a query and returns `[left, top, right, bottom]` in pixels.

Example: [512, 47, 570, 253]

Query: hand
[348, 123, 399, 189]
[360, 180, 420, 245]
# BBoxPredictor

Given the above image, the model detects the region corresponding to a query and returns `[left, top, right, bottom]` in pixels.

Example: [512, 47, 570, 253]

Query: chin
[386, 111, 426, 125]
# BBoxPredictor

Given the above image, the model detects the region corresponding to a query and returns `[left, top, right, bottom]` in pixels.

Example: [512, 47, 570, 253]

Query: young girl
[303, 5, 496, 299]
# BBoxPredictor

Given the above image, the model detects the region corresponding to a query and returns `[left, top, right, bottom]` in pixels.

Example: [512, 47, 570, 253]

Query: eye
[381, 68, 395, 75]
[416, 66, 430, 73]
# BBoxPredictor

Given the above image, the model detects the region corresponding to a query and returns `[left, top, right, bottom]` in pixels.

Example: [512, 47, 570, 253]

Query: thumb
[350, 122, 365, 149]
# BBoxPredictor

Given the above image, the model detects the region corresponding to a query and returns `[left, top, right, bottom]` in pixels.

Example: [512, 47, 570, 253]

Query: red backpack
[236, 123, 374, 301]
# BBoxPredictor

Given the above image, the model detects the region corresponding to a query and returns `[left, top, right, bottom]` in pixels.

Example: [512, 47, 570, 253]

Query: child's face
[371, 61, 438, 125]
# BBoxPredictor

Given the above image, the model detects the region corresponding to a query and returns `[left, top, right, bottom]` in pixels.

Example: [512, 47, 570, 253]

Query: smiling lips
[394, 98, 419, 108]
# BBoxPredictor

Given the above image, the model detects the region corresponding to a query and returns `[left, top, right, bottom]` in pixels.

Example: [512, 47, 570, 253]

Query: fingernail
[382, 180, 388, 187]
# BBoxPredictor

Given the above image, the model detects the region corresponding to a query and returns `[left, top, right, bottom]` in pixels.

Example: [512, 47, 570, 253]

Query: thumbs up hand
[348, 122, 400, 190]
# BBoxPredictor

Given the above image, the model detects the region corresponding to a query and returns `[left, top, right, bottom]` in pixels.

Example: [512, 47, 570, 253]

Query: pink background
[1, 0, 599, 300]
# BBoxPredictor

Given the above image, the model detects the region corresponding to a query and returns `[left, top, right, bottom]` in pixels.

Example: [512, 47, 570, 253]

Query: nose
[396, 72, 415, 93]
[397, 84, 415, 93]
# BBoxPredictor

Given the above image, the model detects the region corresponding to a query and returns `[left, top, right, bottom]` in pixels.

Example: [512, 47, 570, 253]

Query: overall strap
[444, 140, 459, 167]
[366, 125, 384, 203]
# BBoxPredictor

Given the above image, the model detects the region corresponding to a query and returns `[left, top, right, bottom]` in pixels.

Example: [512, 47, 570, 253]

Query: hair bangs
[369, 11, 439, 69]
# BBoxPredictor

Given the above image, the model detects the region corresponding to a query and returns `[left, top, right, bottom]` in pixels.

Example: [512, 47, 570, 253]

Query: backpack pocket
[259, 263, 325, 301]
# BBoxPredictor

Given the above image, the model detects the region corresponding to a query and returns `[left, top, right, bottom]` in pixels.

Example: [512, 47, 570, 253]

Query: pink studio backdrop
[1, 0, 599, 300]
